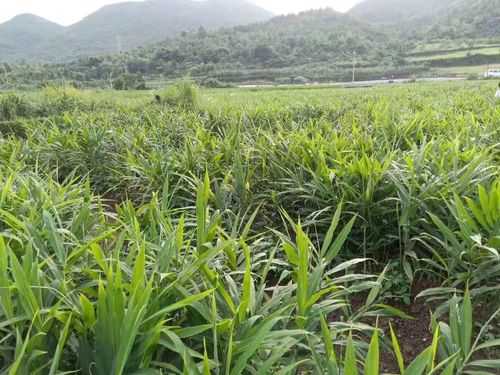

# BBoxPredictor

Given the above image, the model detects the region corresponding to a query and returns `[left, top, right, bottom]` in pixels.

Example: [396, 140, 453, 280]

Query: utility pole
[352, 51, 356, 82]
[341, 50, 357, 83]
[108, 72, 114, 89]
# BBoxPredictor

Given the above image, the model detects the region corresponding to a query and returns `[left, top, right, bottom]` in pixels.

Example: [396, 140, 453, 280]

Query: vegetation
[3, 0, 500, 87]
[0, 0, 272, 63]
[0, 81, 499, 372]
[0, 9, 403, 87]
[351, 0, 500, 40]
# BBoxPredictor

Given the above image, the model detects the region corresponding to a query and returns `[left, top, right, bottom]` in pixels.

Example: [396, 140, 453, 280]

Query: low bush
[156, 80, 201, 110]
[0, 93, 32, 121]
[112, 73, 147, 90]
[200, 77, 234, 88]
[40, 85, 89, 114]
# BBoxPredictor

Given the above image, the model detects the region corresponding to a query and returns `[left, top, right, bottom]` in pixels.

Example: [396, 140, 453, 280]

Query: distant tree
[197, 26, 208, 39]
[2, 63, 12, 73]
[112, 74, 147, 90]
[127, 59, 149, 74]
[253, 45, 276, 63]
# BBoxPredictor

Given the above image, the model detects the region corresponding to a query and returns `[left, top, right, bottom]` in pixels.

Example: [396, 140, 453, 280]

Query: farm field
[408, 46, 500, 62]
[432, 65, 500, 76]
[399, 42, 500, 79]
[411, 41, 500, 54]
[0, 81, 500, 374]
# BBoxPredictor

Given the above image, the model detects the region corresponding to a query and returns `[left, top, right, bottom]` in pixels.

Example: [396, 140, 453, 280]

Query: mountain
[62, 0, 274, 56]
[349, 0, 500, 39]
[427, 0, 500, 39]
[0, 14, 64, 61]
[0, 0, 273, 62]
[49, 9, 398, 84]
[127, 8, 392, 78]
[4, 0, 500, 86]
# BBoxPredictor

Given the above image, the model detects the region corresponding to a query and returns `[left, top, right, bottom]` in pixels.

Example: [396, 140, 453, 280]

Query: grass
[410, 40, 500, 54]
[0, 80, 499, 373]
[432, 65, 499, 76]
[408, 47, 500, 62]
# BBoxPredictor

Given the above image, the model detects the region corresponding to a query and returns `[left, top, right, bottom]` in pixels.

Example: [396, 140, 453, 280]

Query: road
[238, 76, 466, 89]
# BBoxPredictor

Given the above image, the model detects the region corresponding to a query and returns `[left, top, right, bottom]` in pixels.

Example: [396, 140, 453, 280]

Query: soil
[351, 279, 438, 373]
[378, 279, 437, 373]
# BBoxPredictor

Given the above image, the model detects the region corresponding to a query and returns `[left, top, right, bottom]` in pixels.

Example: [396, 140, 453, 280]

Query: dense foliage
[0, 82, 499, 372]
[0, 10, 413, 87]
[351, 0, 500, 40]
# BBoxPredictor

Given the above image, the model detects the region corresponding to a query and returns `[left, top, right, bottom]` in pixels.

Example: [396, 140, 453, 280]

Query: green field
[408, 46, 500, 62]
[0, 81, 499, 374]
[432, 64, 500, 76]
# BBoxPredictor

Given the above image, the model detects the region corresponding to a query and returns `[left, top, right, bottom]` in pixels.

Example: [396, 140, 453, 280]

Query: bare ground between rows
[351, 279, 438, 373]
[353, 279, 500, 374]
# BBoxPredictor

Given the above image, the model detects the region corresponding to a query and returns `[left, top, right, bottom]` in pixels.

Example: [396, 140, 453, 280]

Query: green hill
[0, 0, 273, 62]
[0, 14, 64, 61]
[349, 0, 500, 40]
[425, 0, 500, 39]
[55, 9, 398, 84]
[3, 0, 500, 85]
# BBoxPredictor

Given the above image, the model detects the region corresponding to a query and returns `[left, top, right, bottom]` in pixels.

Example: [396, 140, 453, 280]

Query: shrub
[112, 74, 147, 90]
[200, 77, 233, 88]
[40, 85, 93, 114]
[0, 93, 31, 121]
[0, 120, 27, 138]
[156, 80, 200, 110]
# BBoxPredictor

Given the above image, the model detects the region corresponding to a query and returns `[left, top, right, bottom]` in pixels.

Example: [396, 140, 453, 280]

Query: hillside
[50, 9, 402, 84]
[425, 0, 500, 39]
[0, 14, 64, 61]
[350, 0, 500, 40]
[348, 0, 457, 24]
[3, 0, 500, 86]
[0, 0, 273, 62]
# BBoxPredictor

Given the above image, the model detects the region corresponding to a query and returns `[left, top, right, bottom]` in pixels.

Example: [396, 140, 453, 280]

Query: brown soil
[379, 279, 437, 373]
[351, 279, 438, 373]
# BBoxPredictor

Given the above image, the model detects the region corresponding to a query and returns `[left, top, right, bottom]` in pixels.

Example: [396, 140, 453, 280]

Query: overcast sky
[0, 0, 363, 25]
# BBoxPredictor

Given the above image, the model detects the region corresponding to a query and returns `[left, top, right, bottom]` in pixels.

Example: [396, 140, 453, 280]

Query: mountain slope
[52, 9, 398, 84]
[426, 0, 500, 39]
[63, 0, 274, 56]
[137, 8, 391, 71]
[0, 0, 273, 62]
[349, 0, 500, 39]
[0, 14, 64, 61]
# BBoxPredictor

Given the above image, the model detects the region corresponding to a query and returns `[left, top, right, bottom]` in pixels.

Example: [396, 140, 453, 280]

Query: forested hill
[46, 9, 402, 85]
[0, 0, 273, 63]
[128, 9, 392, 73]
[349, 0, 500, 39]
[0, 14, 65, 62]
[3, 0, 500, 87]
[426, 0, 500, 39]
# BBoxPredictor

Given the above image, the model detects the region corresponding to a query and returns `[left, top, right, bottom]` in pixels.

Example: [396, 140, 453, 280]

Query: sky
[0, 0, 363, 26]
